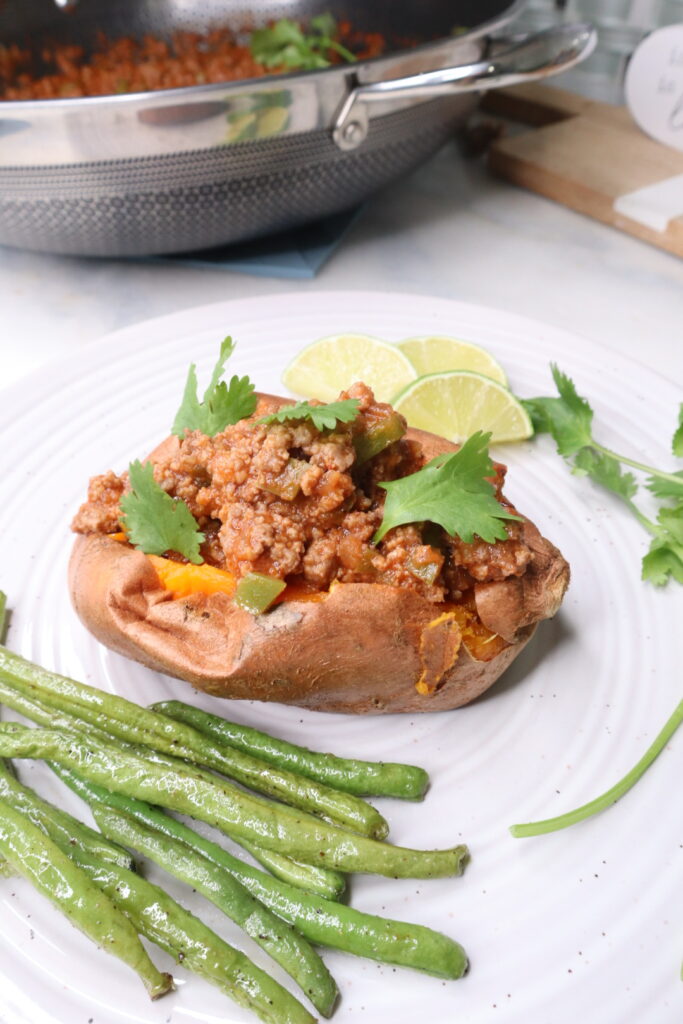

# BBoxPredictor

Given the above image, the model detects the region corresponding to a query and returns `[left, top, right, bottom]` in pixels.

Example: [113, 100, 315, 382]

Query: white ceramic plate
[0, 291, 681, 1024]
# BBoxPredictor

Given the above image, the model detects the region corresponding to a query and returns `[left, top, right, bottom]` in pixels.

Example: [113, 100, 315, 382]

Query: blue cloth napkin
[152, 206, 363, 279]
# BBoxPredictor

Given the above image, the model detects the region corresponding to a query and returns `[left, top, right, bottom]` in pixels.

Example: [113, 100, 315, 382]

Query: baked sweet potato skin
[68, 405, 569, 714]
[69, 532, 539, 714]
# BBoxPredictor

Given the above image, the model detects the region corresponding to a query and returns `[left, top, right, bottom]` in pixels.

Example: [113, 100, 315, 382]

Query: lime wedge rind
[392, 370, 533, 444]
[282, 333, 417, 404]
[397, 335, 508, 387]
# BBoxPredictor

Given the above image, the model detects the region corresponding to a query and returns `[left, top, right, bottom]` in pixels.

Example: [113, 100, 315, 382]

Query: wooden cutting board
[481, 83, 683, 258]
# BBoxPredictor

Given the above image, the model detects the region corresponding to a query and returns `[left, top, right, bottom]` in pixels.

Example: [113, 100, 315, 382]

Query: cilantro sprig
[524, 365, 683, 586]
[373, 431, 521, 545]
[250, 14, 356, 70]
[510, 695, 683, 837]
[259, 398, 360, 431]
[172, 337, 257, 438]
[120, 461, 204, 564]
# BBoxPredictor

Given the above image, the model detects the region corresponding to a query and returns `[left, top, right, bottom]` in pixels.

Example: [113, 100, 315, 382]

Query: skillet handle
[332, 23, 596, 150]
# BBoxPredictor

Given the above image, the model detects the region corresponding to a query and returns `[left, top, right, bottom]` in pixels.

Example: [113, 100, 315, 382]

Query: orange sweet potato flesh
[68, 397, 569, 714]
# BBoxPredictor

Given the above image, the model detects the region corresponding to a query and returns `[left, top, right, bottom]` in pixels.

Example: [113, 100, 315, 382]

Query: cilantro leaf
[310, 13, 336, 37]
[522, 364, 594, 456]
[658, 505, 683, 545]
[572, 447, 638, 502]
[642, 507, 683, 585]
[211, 373, 258, 429]
[522, 397, 553, 435]
[259, 399, 360, 432]
[250, 19, 319, 69]
[249, 16, 355, 70]
[373, 431, 521, 545]
[120, 461, 204, 564]
[646, 470, 683, 501]
[672, 403, 683, 457]
[642, 544, 683, 585]
[529, 363, 683, 587]
[172, 337, 257, 438]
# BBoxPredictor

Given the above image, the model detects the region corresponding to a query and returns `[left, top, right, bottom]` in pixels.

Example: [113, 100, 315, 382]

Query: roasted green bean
[0, 756, 337, 1016]
[0, 722, 468, 878]
[0, 645, 388, 836]
[57, 769, 469, 979]
[11, 783, 316, 1024]
[0, 759, 134, 870]
[0, 679, 347, 897]
[0, 857, 16, 877]
[0, 759, 16, 876]
[91, 803, 339, 1017]
[75, 852, 316, 1024]
[153, 698, 429, 799]
[0, 676, 112, 739]
[235, 836, 345, 900]
[0, 591, 7, 644]
[0, 797, 173, 999]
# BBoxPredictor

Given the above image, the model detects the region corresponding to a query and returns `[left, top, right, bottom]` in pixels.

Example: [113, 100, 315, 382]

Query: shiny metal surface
[0, 1, 592, 257]
[333, 24, 596, 149]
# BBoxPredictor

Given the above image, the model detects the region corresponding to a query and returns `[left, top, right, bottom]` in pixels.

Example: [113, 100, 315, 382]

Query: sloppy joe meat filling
[72, 382, 532, 604]
[0, 24, 388, 101]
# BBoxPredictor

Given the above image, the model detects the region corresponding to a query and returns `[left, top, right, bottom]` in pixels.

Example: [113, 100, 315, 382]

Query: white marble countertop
[1, 140, 682, 388]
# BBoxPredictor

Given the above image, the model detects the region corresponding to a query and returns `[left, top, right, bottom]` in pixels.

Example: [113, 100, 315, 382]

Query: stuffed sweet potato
[69, 385, 569, 714]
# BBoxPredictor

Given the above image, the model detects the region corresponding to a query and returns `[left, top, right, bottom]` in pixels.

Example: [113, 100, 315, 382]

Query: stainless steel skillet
[0, 1, 595, 257]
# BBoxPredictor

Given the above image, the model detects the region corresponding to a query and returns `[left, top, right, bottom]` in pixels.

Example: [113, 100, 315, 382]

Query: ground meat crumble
[72, 382, 533, 603]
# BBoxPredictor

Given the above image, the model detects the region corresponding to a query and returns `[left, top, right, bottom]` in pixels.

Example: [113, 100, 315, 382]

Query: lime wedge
[393, 371, 533, 444]
[282, 333, 417, 404]
[398, 335, 508, 386]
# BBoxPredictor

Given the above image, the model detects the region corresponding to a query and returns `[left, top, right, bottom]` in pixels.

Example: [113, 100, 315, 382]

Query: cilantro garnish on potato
[259, 398, 360, 431]
[120, 461, 204, 564]
[172, 337, 257, 438]
[373, 431, 521, 545]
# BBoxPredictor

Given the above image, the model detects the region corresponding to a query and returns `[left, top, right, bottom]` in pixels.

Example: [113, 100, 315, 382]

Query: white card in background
[624, 24, 683, 153]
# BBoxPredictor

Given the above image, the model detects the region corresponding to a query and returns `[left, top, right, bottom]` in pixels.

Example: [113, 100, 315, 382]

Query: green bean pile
[0, 593, 469, 1023]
